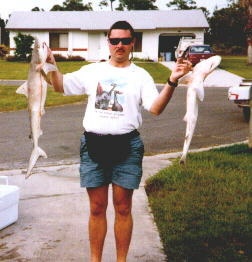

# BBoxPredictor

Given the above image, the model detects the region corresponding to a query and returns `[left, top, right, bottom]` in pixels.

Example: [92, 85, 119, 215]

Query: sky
[0, 0, 229, 20]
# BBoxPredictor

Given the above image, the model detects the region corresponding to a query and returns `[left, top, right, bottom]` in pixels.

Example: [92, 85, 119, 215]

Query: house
[6, 10, 209, 61]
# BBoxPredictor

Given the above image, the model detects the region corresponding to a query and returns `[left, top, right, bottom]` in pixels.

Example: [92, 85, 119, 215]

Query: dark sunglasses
[108, 37, 133, 45]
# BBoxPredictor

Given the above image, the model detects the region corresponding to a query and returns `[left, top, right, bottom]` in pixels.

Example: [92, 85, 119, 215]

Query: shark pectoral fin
[16, 82, 28, 97]
[43, 63, 57, 74]
[183, 112, 188, 122]
[196, 84, 204, 102]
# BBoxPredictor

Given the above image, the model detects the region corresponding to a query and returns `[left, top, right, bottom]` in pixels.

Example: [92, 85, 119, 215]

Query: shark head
[32, 37, 48, 65]
[193, 55, 222, 78]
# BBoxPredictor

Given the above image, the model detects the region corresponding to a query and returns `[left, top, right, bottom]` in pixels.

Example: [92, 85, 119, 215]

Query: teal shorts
[79, 134, 144, 189]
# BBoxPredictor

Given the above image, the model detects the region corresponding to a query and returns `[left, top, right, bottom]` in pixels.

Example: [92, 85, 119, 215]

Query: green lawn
[219, 56, 252, 79]
[145, 144, 252, 261]
[0, 60, 169, 112]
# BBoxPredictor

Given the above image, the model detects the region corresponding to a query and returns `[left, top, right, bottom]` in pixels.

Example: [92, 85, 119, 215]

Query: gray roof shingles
[6, 10, 209, 31]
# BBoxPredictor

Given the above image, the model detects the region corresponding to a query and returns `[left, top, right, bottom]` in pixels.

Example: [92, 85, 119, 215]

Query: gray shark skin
[179, 55, 222, 164]
[16, 38, 57, 178]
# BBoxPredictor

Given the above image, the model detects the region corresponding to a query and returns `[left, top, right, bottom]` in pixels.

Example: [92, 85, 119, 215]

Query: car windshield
[190, 46, 212, 53]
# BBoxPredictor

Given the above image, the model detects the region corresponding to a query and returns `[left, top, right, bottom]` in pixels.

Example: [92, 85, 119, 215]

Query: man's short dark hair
[108, 21, 135, 38]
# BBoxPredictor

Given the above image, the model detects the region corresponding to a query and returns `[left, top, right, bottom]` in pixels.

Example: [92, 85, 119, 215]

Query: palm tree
[239, 0, 252, 64]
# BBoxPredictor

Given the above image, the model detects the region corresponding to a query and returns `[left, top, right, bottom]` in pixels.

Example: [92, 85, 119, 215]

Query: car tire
[242, 107, 250, 123]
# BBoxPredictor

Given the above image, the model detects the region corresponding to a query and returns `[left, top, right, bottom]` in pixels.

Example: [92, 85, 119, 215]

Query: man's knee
[114, 201, 132, 217]
[90, 201, 108, 216]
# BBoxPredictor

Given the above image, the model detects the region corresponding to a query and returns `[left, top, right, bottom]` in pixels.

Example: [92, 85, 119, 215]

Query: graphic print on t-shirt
[95, 82, 124, 112]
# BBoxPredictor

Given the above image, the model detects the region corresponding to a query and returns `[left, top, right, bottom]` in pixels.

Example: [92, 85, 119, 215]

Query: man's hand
[46, 47, 56, 65]
[45, 47, 64, 93]
[170, 58, 192, 83]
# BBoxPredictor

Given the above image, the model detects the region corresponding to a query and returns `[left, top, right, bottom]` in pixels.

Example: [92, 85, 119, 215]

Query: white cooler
[0, 176, 20, 230]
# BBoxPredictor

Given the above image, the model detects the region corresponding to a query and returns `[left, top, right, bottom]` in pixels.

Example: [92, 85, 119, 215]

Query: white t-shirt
[63, 61, 159, 135]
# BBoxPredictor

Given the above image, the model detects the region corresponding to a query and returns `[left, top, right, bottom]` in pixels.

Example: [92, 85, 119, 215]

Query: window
[190, 46, 212, 54]
[49, 33, 68, 49]
[134, 32, 142, 52]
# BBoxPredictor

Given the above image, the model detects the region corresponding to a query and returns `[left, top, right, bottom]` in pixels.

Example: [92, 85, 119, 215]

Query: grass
[0, 60, 88, 79]
[0, 60, 169, 112]
[220, 56, 252, 79]
[145, 143, 252, 261]
[0, 60, 89, 111]
[0, 85, 87, 112]
[1, 55, 251, 112]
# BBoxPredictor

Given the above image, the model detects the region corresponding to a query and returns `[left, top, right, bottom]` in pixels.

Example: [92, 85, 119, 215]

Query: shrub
[67, 55, 85, 61]
[13, 33, 34, 61]
[0, 45, 9, 58]
[230, 46, 246, 55]
[53, 54, 86, 62]
[53, 54, 68, 61]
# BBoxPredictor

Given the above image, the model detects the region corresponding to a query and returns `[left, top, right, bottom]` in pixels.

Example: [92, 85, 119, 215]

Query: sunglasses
[108, 37, 133, 45]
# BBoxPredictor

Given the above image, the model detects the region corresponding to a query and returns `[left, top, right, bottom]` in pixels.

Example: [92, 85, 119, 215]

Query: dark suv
[183, 45, 215, 66]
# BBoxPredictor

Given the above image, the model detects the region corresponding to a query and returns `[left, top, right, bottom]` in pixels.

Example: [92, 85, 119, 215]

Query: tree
[51, 0, 93, 11]
[239, 0, 252, 64]
[31, 7, 45, 11]
[99, 0, 116, 11]
[166, 0, 210, 18]
[117, 0, 158, 10]
[13, 33, 34, 61]
[208, 4, 247, 49]
[0, 17, 9, 46]
[166, 0, 197, 9]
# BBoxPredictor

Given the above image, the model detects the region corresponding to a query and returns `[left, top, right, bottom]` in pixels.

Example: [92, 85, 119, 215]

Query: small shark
[179, 55, 222, 164]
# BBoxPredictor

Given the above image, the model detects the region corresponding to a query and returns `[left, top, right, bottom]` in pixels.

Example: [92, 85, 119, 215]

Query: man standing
[47, 20, 191, 262]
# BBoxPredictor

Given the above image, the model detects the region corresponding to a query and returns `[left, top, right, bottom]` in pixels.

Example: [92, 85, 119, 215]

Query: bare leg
[87, 185, 109, 262]
[112, 184, 134, 262]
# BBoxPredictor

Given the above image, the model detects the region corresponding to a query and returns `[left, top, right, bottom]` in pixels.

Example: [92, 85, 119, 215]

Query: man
[47, 20, 191, 262]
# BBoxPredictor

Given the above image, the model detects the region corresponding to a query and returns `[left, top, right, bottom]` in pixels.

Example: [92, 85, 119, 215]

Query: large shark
[16, 38, 57, 178]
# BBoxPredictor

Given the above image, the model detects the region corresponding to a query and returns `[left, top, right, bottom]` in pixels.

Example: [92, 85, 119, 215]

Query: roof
[6, 10, 209, 31]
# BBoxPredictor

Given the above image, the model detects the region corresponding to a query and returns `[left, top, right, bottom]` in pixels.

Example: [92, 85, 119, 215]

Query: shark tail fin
[26, 147, 47, 179]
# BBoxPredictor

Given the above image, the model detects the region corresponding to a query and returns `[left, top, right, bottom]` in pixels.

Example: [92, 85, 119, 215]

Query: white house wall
[87, 32, 110, 61]
[8, 29, 205, 61]
[141, 31, 159, 61]
[68, 31, 88, 58]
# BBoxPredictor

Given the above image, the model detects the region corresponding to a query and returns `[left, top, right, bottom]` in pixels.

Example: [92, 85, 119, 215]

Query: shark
[16, 38, 57, 178]
[179, 55, 222, 164]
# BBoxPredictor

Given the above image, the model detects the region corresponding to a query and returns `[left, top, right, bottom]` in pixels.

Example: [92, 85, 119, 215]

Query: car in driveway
[228, 79, 251, 122]
[183, 44, 215, 66]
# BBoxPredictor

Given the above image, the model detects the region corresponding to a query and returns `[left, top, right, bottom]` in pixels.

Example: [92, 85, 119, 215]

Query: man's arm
[46, 48, 64, 93]
[149, 59, 191, 115]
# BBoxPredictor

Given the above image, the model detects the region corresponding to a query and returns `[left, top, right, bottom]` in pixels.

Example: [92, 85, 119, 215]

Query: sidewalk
[0, 153, 178, 262]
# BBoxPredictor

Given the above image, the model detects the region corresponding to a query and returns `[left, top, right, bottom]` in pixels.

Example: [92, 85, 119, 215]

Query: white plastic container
[0, 176, 20, 230]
